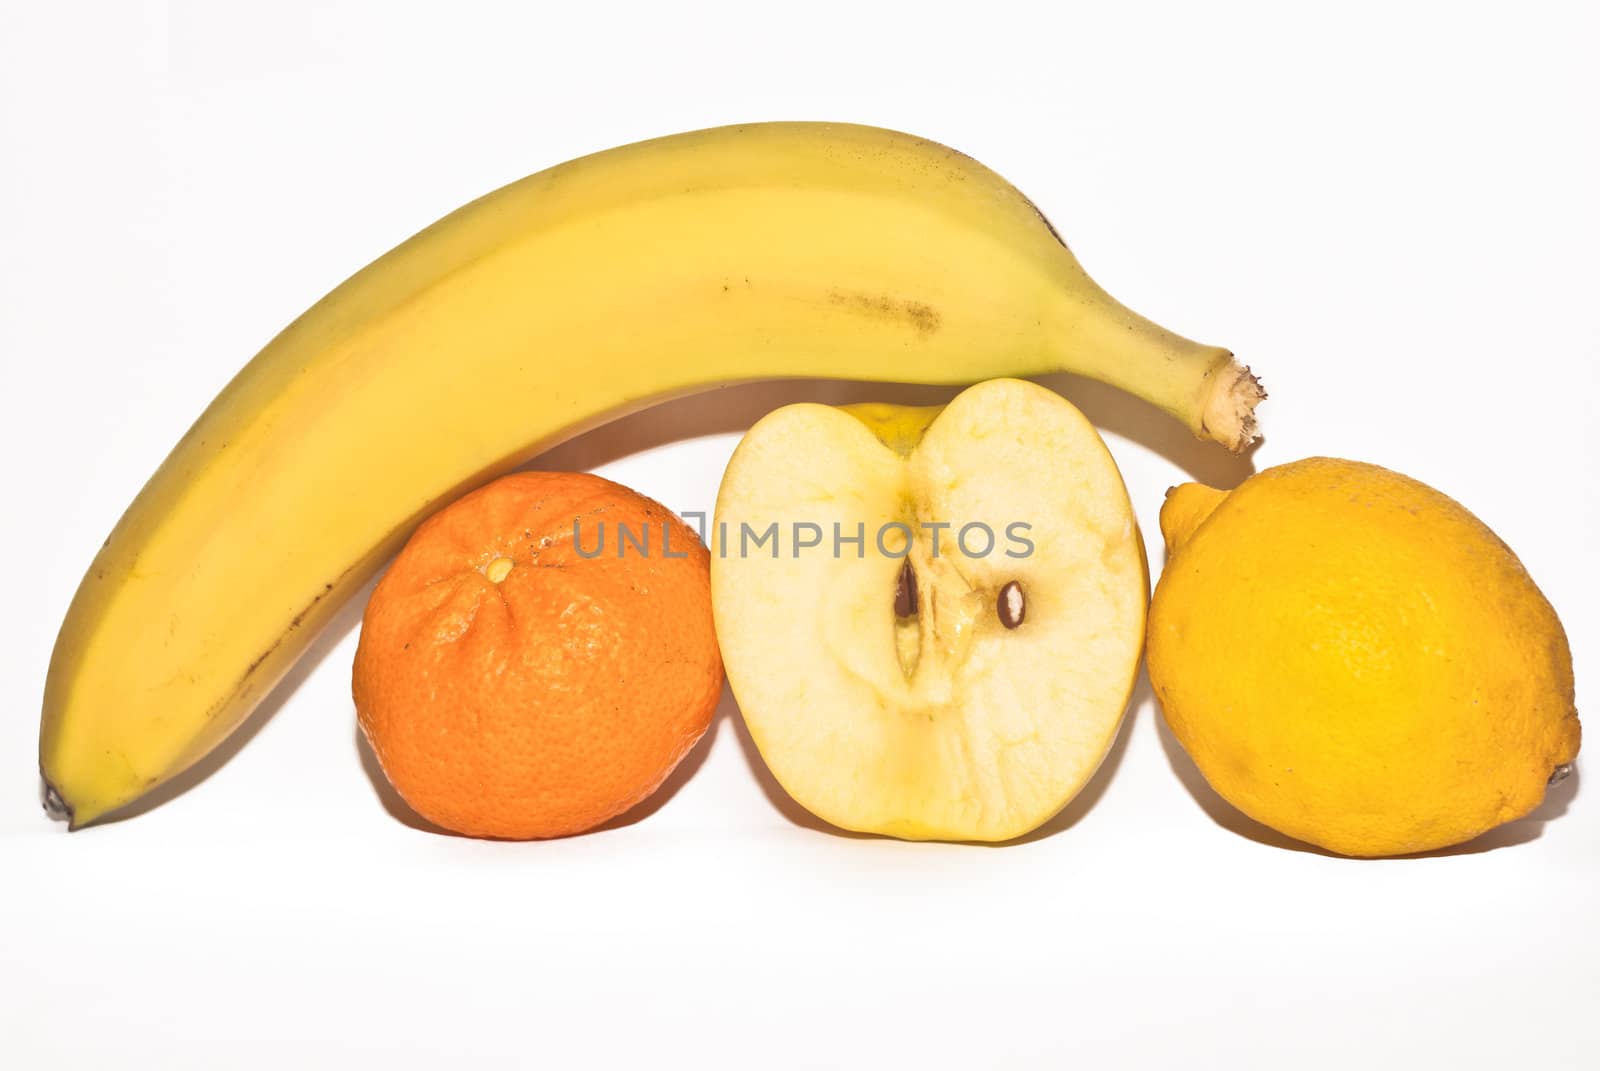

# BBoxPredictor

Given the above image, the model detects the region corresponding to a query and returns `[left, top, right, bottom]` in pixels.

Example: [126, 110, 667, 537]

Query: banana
[41, 121, 1262, 827]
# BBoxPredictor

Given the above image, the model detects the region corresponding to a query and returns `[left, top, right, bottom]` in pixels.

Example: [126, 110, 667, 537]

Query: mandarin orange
[353, 471, 722, 838]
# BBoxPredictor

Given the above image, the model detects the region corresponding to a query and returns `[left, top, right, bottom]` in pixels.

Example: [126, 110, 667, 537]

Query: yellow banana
[41, 121, 1262, 827]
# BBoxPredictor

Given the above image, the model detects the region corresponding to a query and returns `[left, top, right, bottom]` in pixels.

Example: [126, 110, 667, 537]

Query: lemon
[1147, 457, 1579, 857]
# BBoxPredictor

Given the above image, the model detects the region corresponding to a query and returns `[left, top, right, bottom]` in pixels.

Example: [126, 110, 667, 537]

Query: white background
[3, 2, 1597, 1067]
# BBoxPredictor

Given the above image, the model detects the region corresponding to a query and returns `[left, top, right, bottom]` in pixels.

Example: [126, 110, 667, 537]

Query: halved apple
[711, 378, 1147, 841]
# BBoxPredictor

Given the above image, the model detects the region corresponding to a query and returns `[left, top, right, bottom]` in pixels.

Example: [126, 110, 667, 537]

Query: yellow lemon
[1147, 457, 1579, 857]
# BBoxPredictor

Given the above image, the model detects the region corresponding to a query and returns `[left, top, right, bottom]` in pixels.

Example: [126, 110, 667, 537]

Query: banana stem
[1201, 359, 1266, 451]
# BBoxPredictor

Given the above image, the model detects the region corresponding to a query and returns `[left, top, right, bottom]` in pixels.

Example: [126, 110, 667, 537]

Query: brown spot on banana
[827, 289, 942, 336]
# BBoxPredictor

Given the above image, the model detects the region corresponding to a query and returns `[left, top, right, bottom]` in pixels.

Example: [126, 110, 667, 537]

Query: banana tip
[40, 775, 75, 829]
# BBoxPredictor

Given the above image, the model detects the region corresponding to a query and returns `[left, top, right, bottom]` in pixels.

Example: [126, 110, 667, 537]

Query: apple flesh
[712, 378, 1147, 841]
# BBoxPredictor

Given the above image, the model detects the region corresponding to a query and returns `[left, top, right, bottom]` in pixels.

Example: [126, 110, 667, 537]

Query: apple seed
[998, 581, 1025, 629]
[894, 558, 919, 618]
